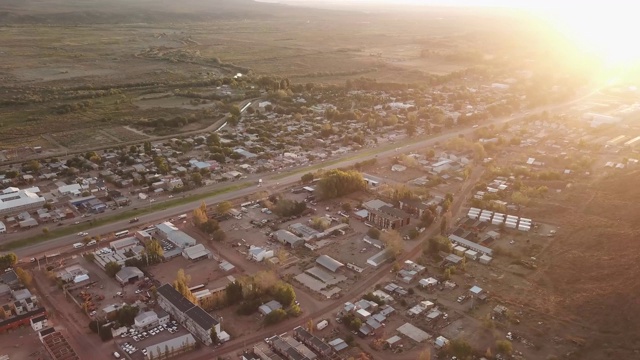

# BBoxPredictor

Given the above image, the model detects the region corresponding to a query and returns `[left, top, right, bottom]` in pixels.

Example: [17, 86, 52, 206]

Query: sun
[545, 3, 640, 67]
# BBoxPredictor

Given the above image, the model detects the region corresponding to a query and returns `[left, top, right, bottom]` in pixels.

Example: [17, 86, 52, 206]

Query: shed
[479, 254, 493, 265]
[397, 323, 431, 343]
[258, 300, 283, 316]
[115, 266, 144, 284]
[182, 244, 212, 261]
[367, 249, 393, 267]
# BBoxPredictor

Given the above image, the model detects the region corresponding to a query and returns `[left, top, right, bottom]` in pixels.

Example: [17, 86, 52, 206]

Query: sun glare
[541, 3, 640, 67]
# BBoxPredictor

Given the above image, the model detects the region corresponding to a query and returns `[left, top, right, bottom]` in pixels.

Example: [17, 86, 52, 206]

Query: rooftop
[157, 284, 196, 313]
[184, 305, 219, 330]
[315, 255, 344, 272]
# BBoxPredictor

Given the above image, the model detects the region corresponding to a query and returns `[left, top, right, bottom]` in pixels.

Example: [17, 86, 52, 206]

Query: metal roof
[315, 255, 344, 272]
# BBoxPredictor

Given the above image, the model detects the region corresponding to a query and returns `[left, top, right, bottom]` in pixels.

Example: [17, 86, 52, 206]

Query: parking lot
[114, 320, 188, 359]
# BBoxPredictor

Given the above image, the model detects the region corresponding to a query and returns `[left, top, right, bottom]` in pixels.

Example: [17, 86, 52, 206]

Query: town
[1, 1, 639, 360]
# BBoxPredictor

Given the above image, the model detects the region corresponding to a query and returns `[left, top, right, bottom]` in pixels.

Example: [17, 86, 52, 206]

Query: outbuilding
[115, 266, 144, 284]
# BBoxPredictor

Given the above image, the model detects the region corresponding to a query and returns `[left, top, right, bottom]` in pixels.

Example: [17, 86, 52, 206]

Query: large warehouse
[0, 187, 45, 217]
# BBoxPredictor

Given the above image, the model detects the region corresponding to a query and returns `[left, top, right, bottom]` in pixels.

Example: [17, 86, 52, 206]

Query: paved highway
[11, 90, 594, 260]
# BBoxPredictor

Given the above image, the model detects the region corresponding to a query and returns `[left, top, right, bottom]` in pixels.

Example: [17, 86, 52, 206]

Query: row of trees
[316, 169, 367, 200]
[192, 202, 227, 241]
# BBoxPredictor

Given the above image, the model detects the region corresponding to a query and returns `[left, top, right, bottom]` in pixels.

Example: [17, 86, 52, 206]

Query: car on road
[77, 232, 88, 237]
[129, 218, 140, 223]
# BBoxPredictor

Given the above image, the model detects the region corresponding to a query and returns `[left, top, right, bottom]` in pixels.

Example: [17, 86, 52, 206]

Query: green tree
[210, 327, 218, 344]
[116, 305, 139, 326]
[316, 169, 366, 200]
[104, 262, 122, 278]
[449, 338, 473, 359]
[216, 201, 232, 214]
[0, 253, 18, 270]
[191, 172, 203, 186]
[229, 105, 241, 117]
[264, 309, 287, 325]
[440, 218, 448, 234]
[273, 282, 296, 307]
[211, 229, 226, 242]
[341, 203, 352, 212]
[28, 160, 41, 172]
[225, 281, 244, 304]
[495, 339, 513, 355]
[301, 173, 314, 184]
[366, 227, 381, 239]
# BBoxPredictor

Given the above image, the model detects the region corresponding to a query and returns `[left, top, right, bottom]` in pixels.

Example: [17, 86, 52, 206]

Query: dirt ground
[0, 325, 47, 360]
[474, 169, 640, 359]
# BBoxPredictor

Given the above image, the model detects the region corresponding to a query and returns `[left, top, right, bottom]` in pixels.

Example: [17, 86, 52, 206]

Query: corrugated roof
[316, 255, 344, 272]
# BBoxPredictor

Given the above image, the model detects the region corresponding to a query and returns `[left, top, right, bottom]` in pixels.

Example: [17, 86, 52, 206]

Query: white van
[177, 214, 187, 220]
[87, 239, 97, 246]
[113, 352, 121, 359]
[73, 243, 84, 249]
[317, 319, 329, 330]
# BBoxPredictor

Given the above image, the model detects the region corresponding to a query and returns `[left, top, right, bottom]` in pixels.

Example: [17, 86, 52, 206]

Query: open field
[0, 0, 554, 153]
[498, 169, 640, 359]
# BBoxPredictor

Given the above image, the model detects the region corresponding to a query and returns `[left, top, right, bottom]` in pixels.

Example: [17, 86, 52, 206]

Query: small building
[134, 311, 159, 330]
[435, 335, 450, 348]
[30, 314, 48, 331]
[248, 247, 274, 262]
[182, 244, 212, 261]
[272, 229, 303, 248]
[258, 300, 283, 316]
[110, 237, 139, 252]
[115, 267, 144, 285]
[419, 277, 438, 288]
[367, 249, 394, 267]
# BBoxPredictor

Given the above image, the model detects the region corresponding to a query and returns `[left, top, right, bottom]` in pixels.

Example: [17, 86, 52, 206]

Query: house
[30, 314, 47, 331]
[431, 159, 452, 173]
[134, 311, 159, 330]
[248, 247, 274, 262]
[367, 206, 410, 229]
[258, 300, 283, 316]
[167, 178, 184, 190]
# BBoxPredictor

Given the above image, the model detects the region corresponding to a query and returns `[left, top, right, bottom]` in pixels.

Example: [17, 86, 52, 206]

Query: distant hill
[0, 0, 325, 24]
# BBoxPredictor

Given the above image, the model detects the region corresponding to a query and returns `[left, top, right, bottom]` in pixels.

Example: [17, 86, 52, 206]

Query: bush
[367, 227, 381, 239]
[264, 309, 287, 325]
